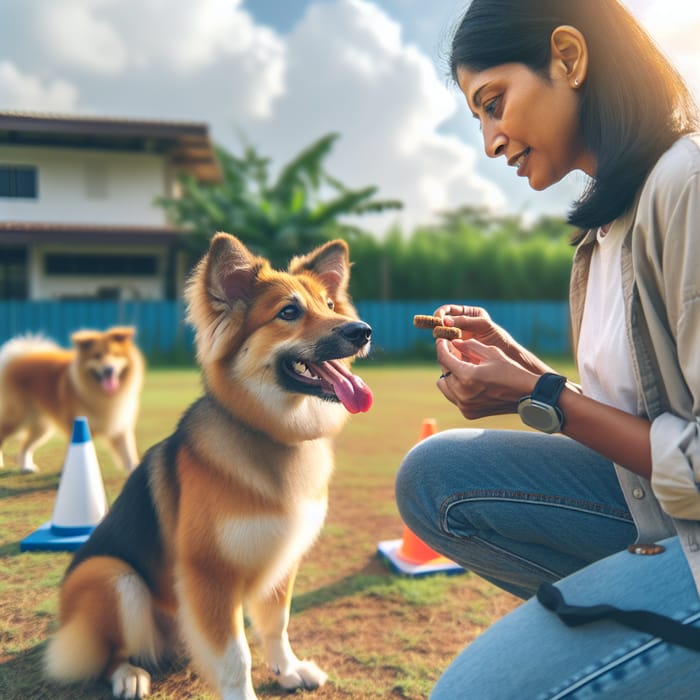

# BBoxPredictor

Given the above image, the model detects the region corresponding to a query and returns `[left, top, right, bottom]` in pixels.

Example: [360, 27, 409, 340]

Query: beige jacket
[570, 133, 700, 594]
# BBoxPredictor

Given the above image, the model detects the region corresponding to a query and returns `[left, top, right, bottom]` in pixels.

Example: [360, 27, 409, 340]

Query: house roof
[0, 221, 184, 246]
[0, 111, 221, 183]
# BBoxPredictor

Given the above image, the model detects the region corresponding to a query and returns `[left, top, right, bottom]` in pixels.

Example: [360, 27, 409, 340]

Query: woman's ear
[550, 25, 588, 89]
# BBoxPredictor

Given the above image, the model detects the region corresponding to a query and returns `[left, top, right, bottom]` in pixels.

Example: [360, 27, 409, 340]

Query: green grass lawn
[0, 359, 576, 699]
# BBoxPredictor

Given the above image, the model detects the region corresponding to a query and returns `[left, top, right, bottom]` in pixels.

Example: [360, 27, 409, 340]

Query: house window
[0, 165, 38, 198]
[45, 254, 158, 276]
[0, 248, 28, 299]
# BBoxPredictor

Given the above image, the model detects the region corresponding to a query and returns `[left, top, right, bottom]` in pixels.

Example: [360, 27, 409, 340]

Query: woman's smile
[509, 147, 532, 176]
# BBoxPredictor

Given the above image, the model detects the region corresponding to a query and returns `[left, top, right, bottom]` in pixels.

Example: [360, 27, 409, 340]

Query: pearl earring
[573, 78, 580, 87]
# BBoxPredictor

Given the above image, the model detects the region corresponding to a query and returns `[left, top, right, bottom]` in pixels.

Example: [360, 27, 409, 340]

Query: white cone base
[377, 539, 464, 577]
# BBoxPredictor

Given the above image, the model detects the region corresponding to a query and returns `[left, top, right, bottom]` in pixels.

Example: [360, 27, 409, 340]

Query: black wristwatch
[517, 373, 567, 433]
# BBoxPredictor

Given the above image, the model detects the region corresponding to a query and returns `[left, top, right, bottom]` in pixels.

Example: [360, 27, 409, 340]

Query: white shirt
[577, 222, 637, 415]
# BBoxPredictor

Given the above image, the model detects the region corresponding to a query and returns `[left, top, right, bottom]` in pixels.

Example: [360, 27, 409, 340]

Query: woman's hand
[431, 305, 653, 478]
[433, 304, 552, 375]
[436, 336, 539, 419]
[432, 304, 552, 420]
[434, 304, 511, 347]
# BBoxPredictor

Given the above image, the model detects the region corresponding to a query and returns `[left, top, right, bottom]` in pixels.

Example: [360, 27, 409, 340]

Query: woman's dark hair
[450, 0, 699, 233]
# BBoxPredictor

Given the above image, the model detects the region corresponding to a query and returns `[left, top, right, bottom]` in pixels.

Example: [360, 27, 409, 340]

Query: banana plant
[158, 132, 402, 267]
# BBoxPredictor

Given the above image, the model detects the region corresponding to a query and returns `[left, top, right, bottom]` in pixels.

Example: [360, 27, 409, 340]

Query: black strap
[533, 372, 566, 405]
[537, 581, 700, 653]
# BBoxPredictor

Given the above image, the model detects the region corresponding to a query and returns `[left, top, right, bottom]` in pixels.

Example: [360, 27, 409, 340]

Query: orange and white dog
[0, 326, 143, 474]
[45, 233, 373, 699]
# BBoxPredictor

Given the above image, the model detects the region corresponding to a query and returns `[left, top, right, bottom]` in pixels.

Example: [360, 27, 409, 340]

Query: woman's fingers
[436, 337, 490, 368]
[433, 304, 490, 321]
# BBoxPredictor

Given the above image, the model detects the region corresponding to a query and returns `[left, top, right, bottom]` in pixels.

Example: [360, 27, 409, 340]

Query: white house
[0, 111, 221, 300]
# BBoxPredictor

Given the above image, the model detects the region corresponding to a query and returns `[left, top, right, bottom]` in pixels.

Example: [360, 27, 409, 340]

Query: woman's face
[456, 62, 595, 190]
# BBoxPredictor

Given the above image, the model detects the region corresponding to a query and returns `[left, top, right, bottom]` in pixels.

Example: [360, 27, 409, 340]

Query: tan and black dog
[0, 326, 143, 473]
[45, 232, 373, 699]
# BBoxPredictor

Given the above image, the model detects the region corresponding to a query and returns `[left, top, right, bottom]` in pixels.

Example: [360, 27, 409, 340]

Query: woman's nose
[483, 122, 506, 158]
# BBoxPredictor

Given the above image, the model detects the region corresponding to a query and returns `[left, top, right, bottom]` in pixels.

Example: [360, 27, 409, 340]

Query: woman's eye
[278, 304, 301, 321]
[484, 96, 500, 117]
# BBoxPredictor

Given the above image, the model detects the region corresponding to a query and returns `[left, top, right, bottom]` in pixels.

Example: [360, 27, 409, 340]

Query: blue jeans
[395, 429, 700, 698]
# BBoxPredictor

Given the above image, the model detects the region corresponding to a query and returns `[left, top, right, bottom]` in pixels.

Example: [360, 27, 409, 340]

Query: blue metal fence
[356, 300, 571, 356]
[0, 300, 194, 361]
[0, 299, 571, 361]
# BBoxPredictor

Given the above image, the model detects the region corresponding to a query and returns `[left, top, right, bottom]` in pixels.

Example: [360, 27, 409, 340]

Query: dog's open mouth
[282, 358, 373, 414]
[91, 367, 122, 394]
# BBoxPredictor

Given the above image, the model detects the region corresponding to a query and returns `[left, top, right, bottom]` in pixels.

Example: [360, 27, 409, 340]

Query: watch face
[518, 400, 561, 433]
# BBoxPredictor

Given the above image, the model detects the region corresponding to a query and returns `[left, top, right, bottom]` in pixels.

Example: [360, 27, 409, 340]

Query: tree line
[159, 133, 578, 302]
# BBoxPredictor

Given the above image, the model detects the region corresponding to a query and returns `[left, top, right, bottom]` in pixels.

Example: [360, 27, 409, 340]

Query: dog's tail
[45, 614, 111, 683]
[45, 556, 162, 684]
[0, 335, 60, 379]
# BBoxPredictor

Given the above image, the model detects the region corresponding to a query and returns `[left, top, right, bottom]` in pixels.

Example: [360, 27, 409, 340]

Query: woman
[395, 0, 700, 697]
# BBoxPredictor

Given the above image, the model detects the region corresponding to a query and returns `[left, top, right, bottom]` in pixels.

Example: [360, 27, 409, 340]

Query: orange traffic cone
[417, 417, 437, 441]
[377, 419, 463, 577]
[396, 524, 445, 565]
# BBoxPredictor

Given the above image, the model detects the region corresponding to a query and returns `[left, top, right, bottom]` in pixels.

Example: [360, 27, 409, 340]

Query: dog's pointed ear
[106, 326, 135, 343]
[206, 233, 260, 309]
[71, 330, 99, 352]
[289, 239, 350, 298]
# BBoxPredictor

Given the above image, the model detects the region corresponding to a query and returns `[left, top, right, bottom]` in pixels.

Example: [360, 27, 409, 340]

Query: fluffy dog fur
[0, 326, 143, 473]
[45, 233, 373, 700]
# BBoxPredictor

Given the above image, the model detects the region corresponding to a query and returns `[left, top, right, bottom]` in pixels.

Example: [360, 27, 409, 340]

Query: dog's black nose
[339, 321, 372, 346]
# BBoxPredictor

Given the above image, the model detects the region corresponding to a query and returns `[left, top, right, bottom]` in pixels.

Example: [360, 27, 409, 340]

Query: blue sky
[1, 0, 698, 235]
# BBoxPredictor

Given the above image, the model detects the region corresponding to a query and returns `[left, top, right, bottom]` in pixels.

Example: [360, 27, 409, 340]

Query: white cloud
[0, 61, 78, 112]
[3, 0, 286, 121]
[116, 0, 287, 118]
[242, 0, 503, 233]
[39, 0, 129, 75]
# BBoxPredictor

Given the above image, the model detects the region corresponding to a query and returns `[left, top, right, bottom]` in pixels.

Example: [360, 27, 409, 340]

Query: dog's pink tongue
[101, 374, 119, 394]
[315, 359, 373, 414]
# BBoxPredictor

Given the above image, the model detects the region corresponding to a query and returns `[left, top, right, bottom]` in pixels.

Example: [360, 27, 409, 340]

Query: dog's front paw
[110, 662, 151, 698]
[275, 659, 328, 691]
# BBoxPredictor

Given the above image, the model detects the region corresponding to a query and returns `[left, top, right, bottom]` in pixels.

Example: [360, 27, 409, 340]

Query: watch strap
[532, 372, 566, 406]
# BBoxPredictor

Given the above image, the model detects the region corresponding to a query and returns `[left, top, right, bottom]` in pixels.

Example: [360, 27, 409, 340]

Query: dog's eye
[278, 304, 301, 321]
[327, 299, 334, 310]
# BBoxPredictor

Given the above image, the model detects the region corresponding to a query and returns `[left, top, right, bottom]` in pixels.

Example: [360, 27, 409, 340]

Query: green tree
[348, 211, 576, 301]
[158, 132, 403, 268]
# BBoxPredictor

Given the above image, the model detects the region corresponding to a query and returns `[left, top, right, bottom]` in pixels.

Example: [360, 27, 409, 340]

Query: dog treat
[433, 326, 462, 340]
[414, 313, 462, 340]
[413, 314, 442, 329]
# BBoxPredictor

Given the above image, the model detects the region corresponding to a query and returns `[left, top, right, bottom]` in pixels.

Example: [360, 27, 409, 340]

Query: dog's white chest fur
[216, 499, 327, 593]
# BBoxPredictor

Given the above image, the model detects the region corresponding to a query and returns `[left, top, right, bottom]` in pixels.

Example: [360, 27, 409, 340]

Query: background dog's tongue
[316, 359, 373, 413]
[101, 375, 119, 394]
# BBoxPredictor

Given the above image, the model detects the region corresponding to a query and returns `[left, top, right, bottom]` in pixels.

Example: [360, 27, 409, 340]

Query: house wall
[0, 145, 170, 225]
[28, 244, 167, 300]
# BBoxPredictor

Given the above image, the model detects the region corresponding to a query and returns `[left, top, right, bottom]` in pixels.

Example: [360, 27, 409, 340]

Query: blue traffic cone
[21, 417, 107, 552]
